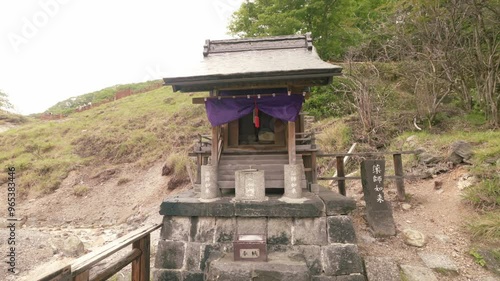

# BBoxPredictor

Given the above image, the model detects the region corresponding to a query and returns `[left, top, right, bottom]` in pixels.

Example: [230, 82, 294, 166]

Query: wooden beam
[132, 234, 150, 281]
[38, 265, 71, 281]
[92, 248, 142, 281]
[317, 150, 421, 157]
[71, 224, 161, 277]
[192, 92, 309, 104]
[211, 126, 218, 166]
[288, 121, 296, 165]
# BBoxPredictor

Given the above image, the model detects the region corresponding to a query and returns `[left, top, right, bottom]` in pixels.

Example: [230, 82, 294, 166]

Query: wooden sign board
[233, 234, 267, 262]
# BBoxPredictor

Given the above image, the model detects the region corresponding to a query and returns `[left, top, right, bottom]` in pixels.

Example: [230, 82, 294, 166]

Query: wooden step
[217, 179, 307, 189]
[220, 154, 288, 160]
[218, 173, 306, 181]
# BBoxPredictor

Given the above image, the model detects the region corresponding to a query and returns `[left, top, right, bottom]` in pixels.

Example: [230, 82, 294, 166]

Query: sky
[0, 0, 245, 115]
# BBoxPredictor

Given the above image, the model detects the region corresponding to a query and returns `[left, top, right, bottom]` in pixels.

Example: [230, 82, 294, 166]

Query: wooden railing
[38, 223, 162, 281]
[317, 151, 420, 201]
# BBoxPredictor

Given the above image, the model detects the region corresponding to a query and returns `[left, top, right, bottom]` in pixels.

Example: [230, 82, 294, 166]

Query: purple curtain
[205, 89, 304, 127]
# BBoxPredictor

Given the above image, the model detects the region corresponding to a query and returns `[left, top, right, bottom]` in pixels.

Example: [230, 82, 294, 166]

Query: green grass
[0, 83, 209, 197]
[468, 211, 500, 241]
[463, 176, 500, 210]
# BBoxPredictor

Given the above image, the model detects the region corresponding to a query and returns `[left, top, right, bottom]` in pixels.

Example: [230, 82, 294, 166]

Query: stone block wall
[154, 214, 365, 281]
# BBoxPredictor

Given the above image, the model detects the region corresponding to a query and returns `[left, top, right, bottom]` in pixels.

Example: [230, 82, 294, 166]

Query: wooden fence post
[336, 156, 346, 196]
[132, 234, 150, 281]
[393, 153, 405, 201]
[74, 270, 89, 281]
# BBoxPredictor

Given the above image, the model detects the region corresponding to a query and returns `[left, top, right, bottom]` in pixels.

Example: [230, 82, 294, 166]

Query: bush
[73, 185, 89, 197]
[303, 82, 355, 119]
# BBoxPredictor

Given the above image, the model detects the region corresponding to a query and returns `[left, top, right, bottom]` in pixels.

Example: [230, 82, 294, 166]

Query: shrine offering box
[233, 234, 267, 262]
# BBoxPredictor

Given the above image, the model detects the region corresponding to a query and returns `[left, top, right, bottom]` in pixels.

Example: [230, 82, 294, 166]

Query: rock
[405, 135, 419, 148]
[400, 265, 438, 281]
[126, 213, 146, 226]
[402, 229, 427, 247]
[50, 235, 85, 257]
[364, 256, 400, 281]
[434, 234, 450, 243]
[457, 174, 477, 190]
[418, 252, 459, 275]
[449, 140, 473, 164]
[359, 233, 376, 244]
[419, 152, 442, 166]
[433, 181, 443, 190]
[402, 203, 412, 210]
[484, 157, 498, 165]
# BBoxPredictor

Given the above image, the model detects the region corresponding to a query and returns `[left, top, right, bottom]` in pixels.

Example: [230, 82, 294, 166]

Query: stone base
[155, 187, 365, 281]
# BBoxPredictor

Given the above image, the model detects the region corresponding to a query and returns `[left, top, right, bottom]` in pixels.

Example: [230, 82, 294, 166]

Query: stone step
[206, 252, 311, 281]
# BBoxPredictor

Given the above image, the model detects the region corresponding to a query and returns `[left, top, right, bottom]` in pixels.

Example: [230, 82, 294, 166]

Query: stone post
[235, 169, 265, 201]
[201, 165, 219, 200]
[284, 164, 302, 199]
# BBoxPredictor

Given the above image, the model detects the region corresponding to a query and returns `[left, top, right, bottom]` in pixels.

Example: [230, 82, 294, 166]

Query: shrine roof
[163, 34, 342, 92]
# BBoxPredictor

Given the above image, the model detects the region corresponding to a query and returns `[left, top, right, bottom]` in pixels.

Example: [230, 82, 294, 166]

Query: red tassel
[254, 100, 260, 128]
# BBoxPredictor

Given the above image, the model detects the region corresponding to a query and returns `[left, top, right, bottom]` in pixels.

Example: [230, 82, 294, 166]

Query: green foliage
[228, 0, 395, 60]
[303, 81, 355, 119]
[469, 249, 487, 266]
[315, 118, 352, 153]
[165, 153, 190, 179]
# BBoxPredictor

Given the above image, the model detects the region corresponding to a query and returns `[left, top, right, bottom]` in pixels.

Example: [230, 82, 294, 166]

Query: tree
[0, 90, 13, 111]
[228, 0, 393, 60]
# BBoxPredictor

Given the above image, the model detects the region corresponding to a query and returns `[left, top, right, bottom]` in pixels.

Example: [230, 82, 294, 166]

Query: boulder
[50, 235, 85, 257]
[457, 174, 477, 190]
[418, 252, 459, 275]
[402, 229, 427, 247]
[419, 152, 442, 166]
[449, 140, 473, 164]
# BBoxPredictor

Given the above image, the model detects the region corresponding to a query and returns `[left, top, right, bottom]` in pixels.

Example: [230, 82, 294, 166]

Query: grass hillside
[0, 82, 209, 197]
[43, 80, 162, 115]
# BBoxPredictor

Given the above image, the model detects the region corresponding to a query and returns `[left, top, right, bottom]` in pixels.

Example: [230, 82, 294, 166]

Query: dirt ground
[0, 162, 498, 280]
[350, 166, 499, 280]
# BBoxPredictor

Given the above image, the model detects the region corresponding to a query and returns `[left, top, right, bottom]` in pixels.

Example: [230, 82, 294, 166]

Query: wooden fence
[317, 150, 420, 201]
[38, 223, 161, 281]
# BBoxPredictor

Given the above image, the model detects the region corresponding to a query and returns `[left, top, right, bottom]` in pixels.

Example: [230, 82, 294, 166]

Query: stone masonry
[154, 187, 365, 281]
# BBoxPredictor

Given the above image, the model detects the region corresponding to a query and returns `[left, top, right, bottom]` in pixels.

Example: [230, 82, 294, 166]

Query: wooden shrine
[163, 33, 342, 198]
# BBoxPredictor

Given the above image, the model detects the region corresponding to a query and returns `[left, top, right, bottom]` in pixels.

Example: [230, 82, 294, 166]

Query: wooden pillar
[211, 126, 218, 166]
[288, 121, 296, 165]
[74, 270, 90, 281]
[336, 156, 346, 196]
[311, 151, 317, 184]
[132, 234, 150, 281]
[393, 153, 405, 201]
[196, 154, 202, 184]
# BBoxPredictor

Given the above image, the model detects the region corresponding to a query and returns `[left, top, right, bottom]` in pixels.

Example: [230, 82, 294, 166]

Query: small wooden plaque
[233, 234, 267, 262]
